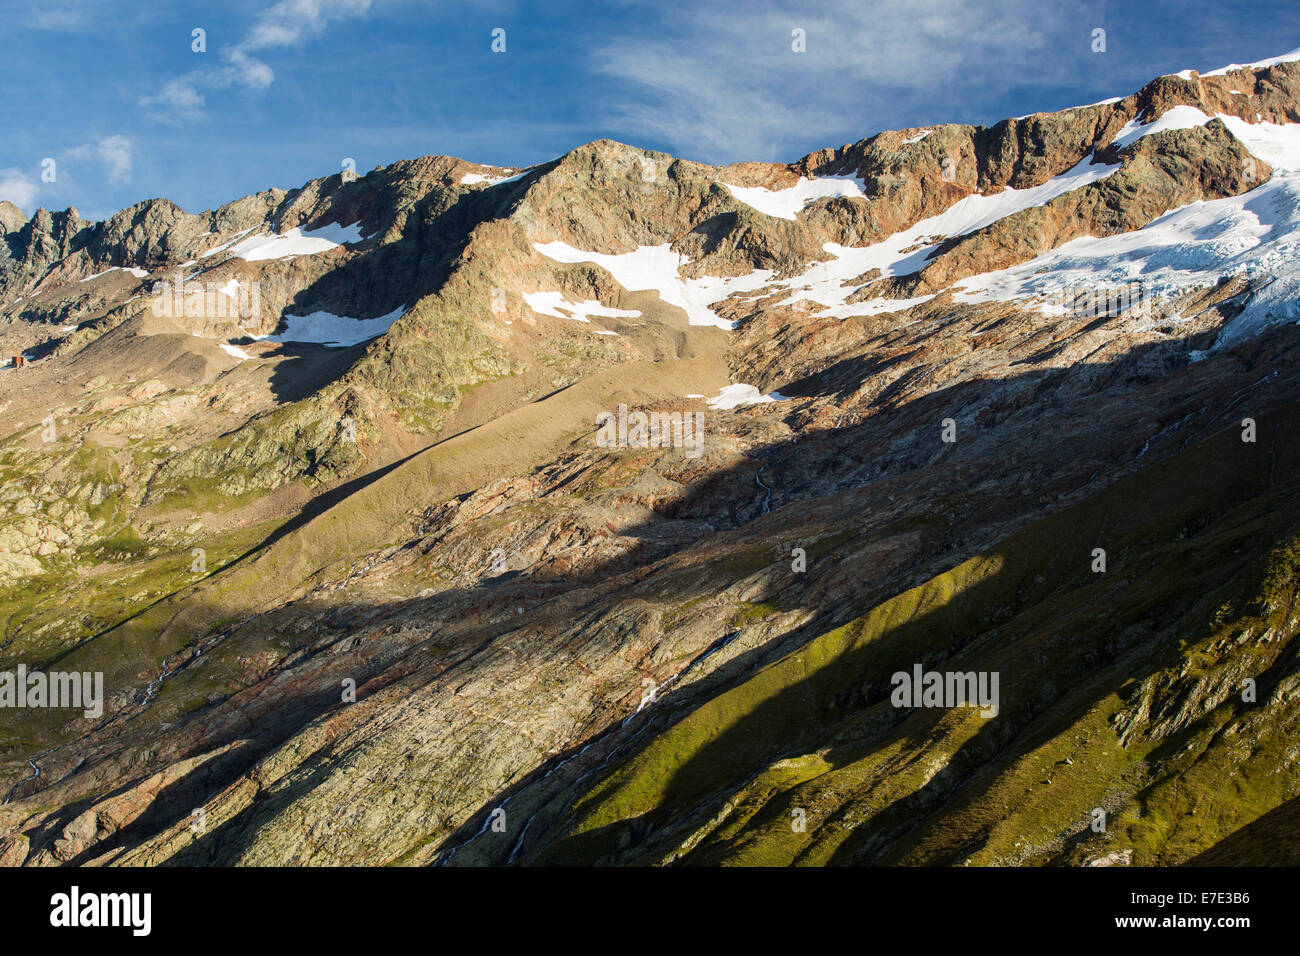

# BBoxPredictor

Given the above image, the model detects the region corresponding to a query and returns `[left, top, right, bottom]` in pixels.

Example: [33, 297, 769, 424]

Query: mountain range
[2, 47, 1299, 867]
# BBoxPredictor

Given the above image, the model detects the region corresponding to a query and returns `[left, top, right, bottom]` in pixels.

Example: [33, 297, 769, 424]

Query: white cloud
[0, 169, 39, 212]
[141, 0, 373, 120]
[24, 3, 93, 31]
[67, 136, 135, 184]
[592, 0, 1088, 161]
[96, 135, 134, 184]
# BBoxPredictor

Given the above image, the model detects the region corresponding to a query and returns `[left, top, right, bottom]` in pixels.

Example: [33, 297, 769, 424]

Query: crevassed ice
[952, 117, 1300, 354]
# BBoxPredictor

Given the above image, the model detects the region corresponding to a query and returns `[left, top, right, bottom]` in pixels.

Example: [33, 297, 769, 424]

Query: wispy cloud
[24, 2, 95, 31]
[0, 135, 136, 215]
[593, 0, 1090, 161]
[140, 0, 373, 121]
[0, 169, 39, 212]
[66, 135, 135, 185]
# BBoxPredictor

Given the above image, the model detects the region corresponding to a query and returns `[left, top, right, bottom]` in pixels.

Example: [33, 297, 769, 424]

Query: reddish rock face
[2, 55, 1300, 868]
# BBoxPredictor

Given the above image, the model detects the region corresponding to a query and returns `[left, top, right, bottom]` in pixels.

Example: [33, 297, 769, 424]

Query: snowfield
[721, 175, 867, 221]
[81, 266, 149, 282]
[461, 169, 528, 186]
[1202, 46, 1300, 76]
[1111, 105, 1215, 150]
[533, 241, 775, 330]
[532, 154, 1121, 328]
[522, 291, 641, 324]
[531, 98, 1300, 351]
[761, 111, 1300, 346]
[198, 222, 364, 263]
[707, 383, 789, 409]
[219, 343, 255, 361]
[256, 306, 407, 347]
[774, 153, 1120, 319]
[952, 115, 1300, 353]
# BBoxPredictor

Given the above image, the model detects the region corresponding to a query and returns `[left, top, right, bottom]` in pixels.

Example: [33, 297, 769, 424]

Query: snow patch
[707, 383, 788, 410]
[1217, 114, 1300, 171]
[302, 220, 364, 244]
[1068, 96, 1124, 111]
[196, 222, 361, 264]
[256, 306, 406, 347]
[1111, 105, 1212, 151]
[1111, 105, 1300, 168]
[198, 227, 257, 259]
[777, 153, 1118, 318]
[951, 165, 1300, 354]
[521, 291, 641, 324]
[532, 241, 775, 330]
[227, 221, 362, 261]
[219, 343, 254, 361]
[1203, 47, 1300, 77]
[461, 169, 526, 186]
[721, 175, 866, 220]
[80, 266, 149, 282]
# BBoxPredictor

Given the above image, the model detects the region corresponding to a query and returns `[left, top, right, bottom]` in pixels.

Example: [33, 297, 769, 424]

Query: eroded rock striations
[2, 51, 1300, 867]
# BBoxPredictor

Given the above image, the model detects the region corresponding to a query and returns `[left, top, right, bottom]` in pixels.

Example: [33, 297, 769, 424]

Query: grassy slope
[528, 401, 1300, 866]
[29, 352, 730, 709]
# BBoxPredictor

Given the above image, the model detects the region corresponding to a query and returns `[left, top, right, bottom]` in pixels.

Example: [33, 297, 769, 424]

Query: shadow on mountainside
[511, 418, 1300, 865]
[258, 340, 368, 404]
[5, 326, 1300, 866]
[1184, 795, 1300, 866]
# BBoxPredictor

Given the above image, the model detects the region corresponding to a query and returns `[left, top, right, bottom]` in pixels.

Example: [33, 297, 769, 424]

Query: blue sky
[2, 0, 1298, 221]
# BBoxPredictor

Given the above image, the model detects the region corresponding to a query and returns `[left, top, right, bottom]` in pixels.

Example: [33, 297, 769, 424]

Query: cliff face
[1, 52, 1300, 867]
